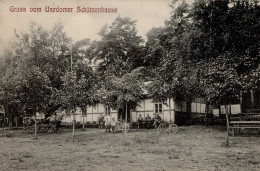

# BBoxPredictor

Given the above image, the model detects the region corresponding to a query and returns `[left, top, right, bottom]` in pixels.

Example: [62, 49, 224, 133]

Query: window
[154, 102, 163, 113]
[105, 106, 111, 115]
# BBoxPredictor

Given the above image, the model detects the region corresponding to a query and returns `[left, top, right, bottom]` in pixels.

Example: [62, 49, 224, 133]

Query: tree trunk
[82, 108, 86, 129]
[3, 117, 5, 131]
[240, 91, 243, 110]
[205, 101, 209, 124]
[8, 117, 11, 136]
[169, 98, 172, 123]
[251, 90, 254, 109]
[124, 101, 127, 142]
[16, 116, 18, 129]
[72, 109, 76, 142]
[118, 108, 124, 122]
[82, 112, 85, 129]
[186, 100, 192, 125]
[225, 104, 230, 147]
[34, 112, 37, 140]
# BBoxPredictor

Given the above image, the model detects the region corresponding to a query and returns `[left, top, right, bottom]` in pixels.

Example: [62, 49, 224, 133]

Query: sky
[0, 0, 187, 55]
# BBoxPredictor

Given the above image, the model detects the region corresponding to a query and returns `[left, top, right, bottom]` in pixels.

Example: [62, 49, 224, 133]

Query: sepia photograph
[0, 0, 260, 170]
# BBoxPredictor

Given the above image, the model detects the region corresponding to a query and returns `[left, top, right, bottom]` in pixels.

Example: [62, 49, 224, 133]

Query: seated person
[152, 113, 156, 119]
[144, 113, 152, 129]
[145, 114, 151, 120]
[137, 114, 143, 128]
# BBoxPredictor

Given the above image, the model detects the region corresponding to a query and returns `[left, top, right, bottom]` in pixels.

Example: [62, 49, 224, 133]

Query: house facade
[61, 97, 206, 124]
[62, 103, 118, 124]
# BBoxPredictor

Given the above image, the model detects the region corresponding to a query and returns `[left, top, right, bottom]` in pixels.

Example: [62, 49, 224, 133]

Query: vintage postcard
[0, 0, 260, 170]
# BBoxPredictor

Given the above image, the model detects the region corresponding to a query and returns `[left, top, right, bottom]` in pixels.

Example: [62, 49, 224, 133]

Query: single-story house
[61, 97, 206, 125]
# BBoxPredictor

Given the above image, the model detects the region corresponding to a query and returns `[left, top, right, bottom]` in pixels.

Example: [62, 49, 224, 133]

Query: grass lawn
[0, 125, 259, 171]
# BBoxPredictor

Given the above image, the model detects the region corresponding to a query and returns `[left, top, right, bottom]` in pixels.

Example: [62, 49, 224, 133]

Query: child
[105, 118, 111, 133]
[110, 118, 117, 133]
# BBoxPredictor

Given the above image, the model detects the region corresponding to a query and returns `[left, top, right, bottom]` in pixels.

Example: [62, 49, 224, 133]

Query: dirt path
[0, 125, 259, 171]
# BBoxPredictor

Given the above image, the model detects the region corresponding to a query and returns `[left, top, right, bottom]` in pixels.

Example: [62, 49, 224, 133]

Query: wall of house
[220, 104, 241, 115]
[62, 105, 118, 124]
[175, 101, 187, 112]
[61, 97, 207, 124]
[131, 98, 175, 123]
[132, 98, 154, 122]
[191, 102, 206, 113]
[212, 104, 241, 117]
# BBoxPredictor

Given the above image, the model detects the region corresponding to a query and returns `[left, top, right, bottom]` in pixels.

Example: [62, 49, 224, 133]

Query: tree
[12, 22, 72, 113]
[0, 22, 73, 138]
[144, 27, 165, 68]
[20, 66, 52, 139]
[191, 0, 260, 72]
[44, 23, 72, 115]
[201, 56, 242, 146]
[0, 49, 22, 132]
[85, 16, 146, 126]
[190, 0, 260, 145]
[0, 74, 22, 135]
[103, 67, 144, 122]
[59, 62, 97, 138]
[147, 1, 203, 124]
[59, 71, 77, 140]
[62, 39, 97, 130]
[73, 38, 91, 62]
[87, 16, 145, 79]
[74, 64, 98, 129]
[102, 67, 144, 141]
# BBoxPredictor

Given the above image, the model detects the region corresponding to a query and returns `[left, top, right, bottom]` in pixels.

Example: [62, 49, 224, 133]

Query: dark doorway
[118, 107, 130, 122]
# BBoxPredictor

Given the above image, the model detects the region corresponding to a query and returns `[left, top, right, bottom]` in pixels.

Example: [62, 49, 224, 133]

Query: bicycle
[157, 121, 178, 135]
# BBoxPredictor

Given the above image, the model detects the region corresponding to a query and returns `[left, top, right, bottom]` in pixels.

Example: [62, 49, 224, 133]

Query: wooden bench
[229, 121, 260, 136]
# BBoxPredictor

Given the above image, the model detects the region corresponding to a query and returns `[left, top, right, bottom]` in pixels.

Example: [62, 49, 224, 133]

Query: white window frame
[154, 102, 163, 114]
[105, 106, 111, 115]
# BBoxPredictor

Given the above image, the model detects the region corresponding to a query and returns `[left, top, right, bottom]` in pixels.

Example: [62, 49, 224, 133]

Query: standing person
[102, 117, 105, 129]
[101, 114, 104, 128]
[104, 118, 111, 133]
[137, 114, 143, 129]
[111, 118, 117, 133]
[98, 113, 104, 129]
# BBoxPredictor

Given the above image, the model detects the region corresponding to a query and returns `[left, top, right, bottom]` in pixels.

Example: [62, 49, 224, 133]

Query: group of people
[98, 112, 163, 132]
[137, 113, 153, 121]
[104, 117, 118, 133]
[97, 113, 117, 133]
[137, 113, 162, 128]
